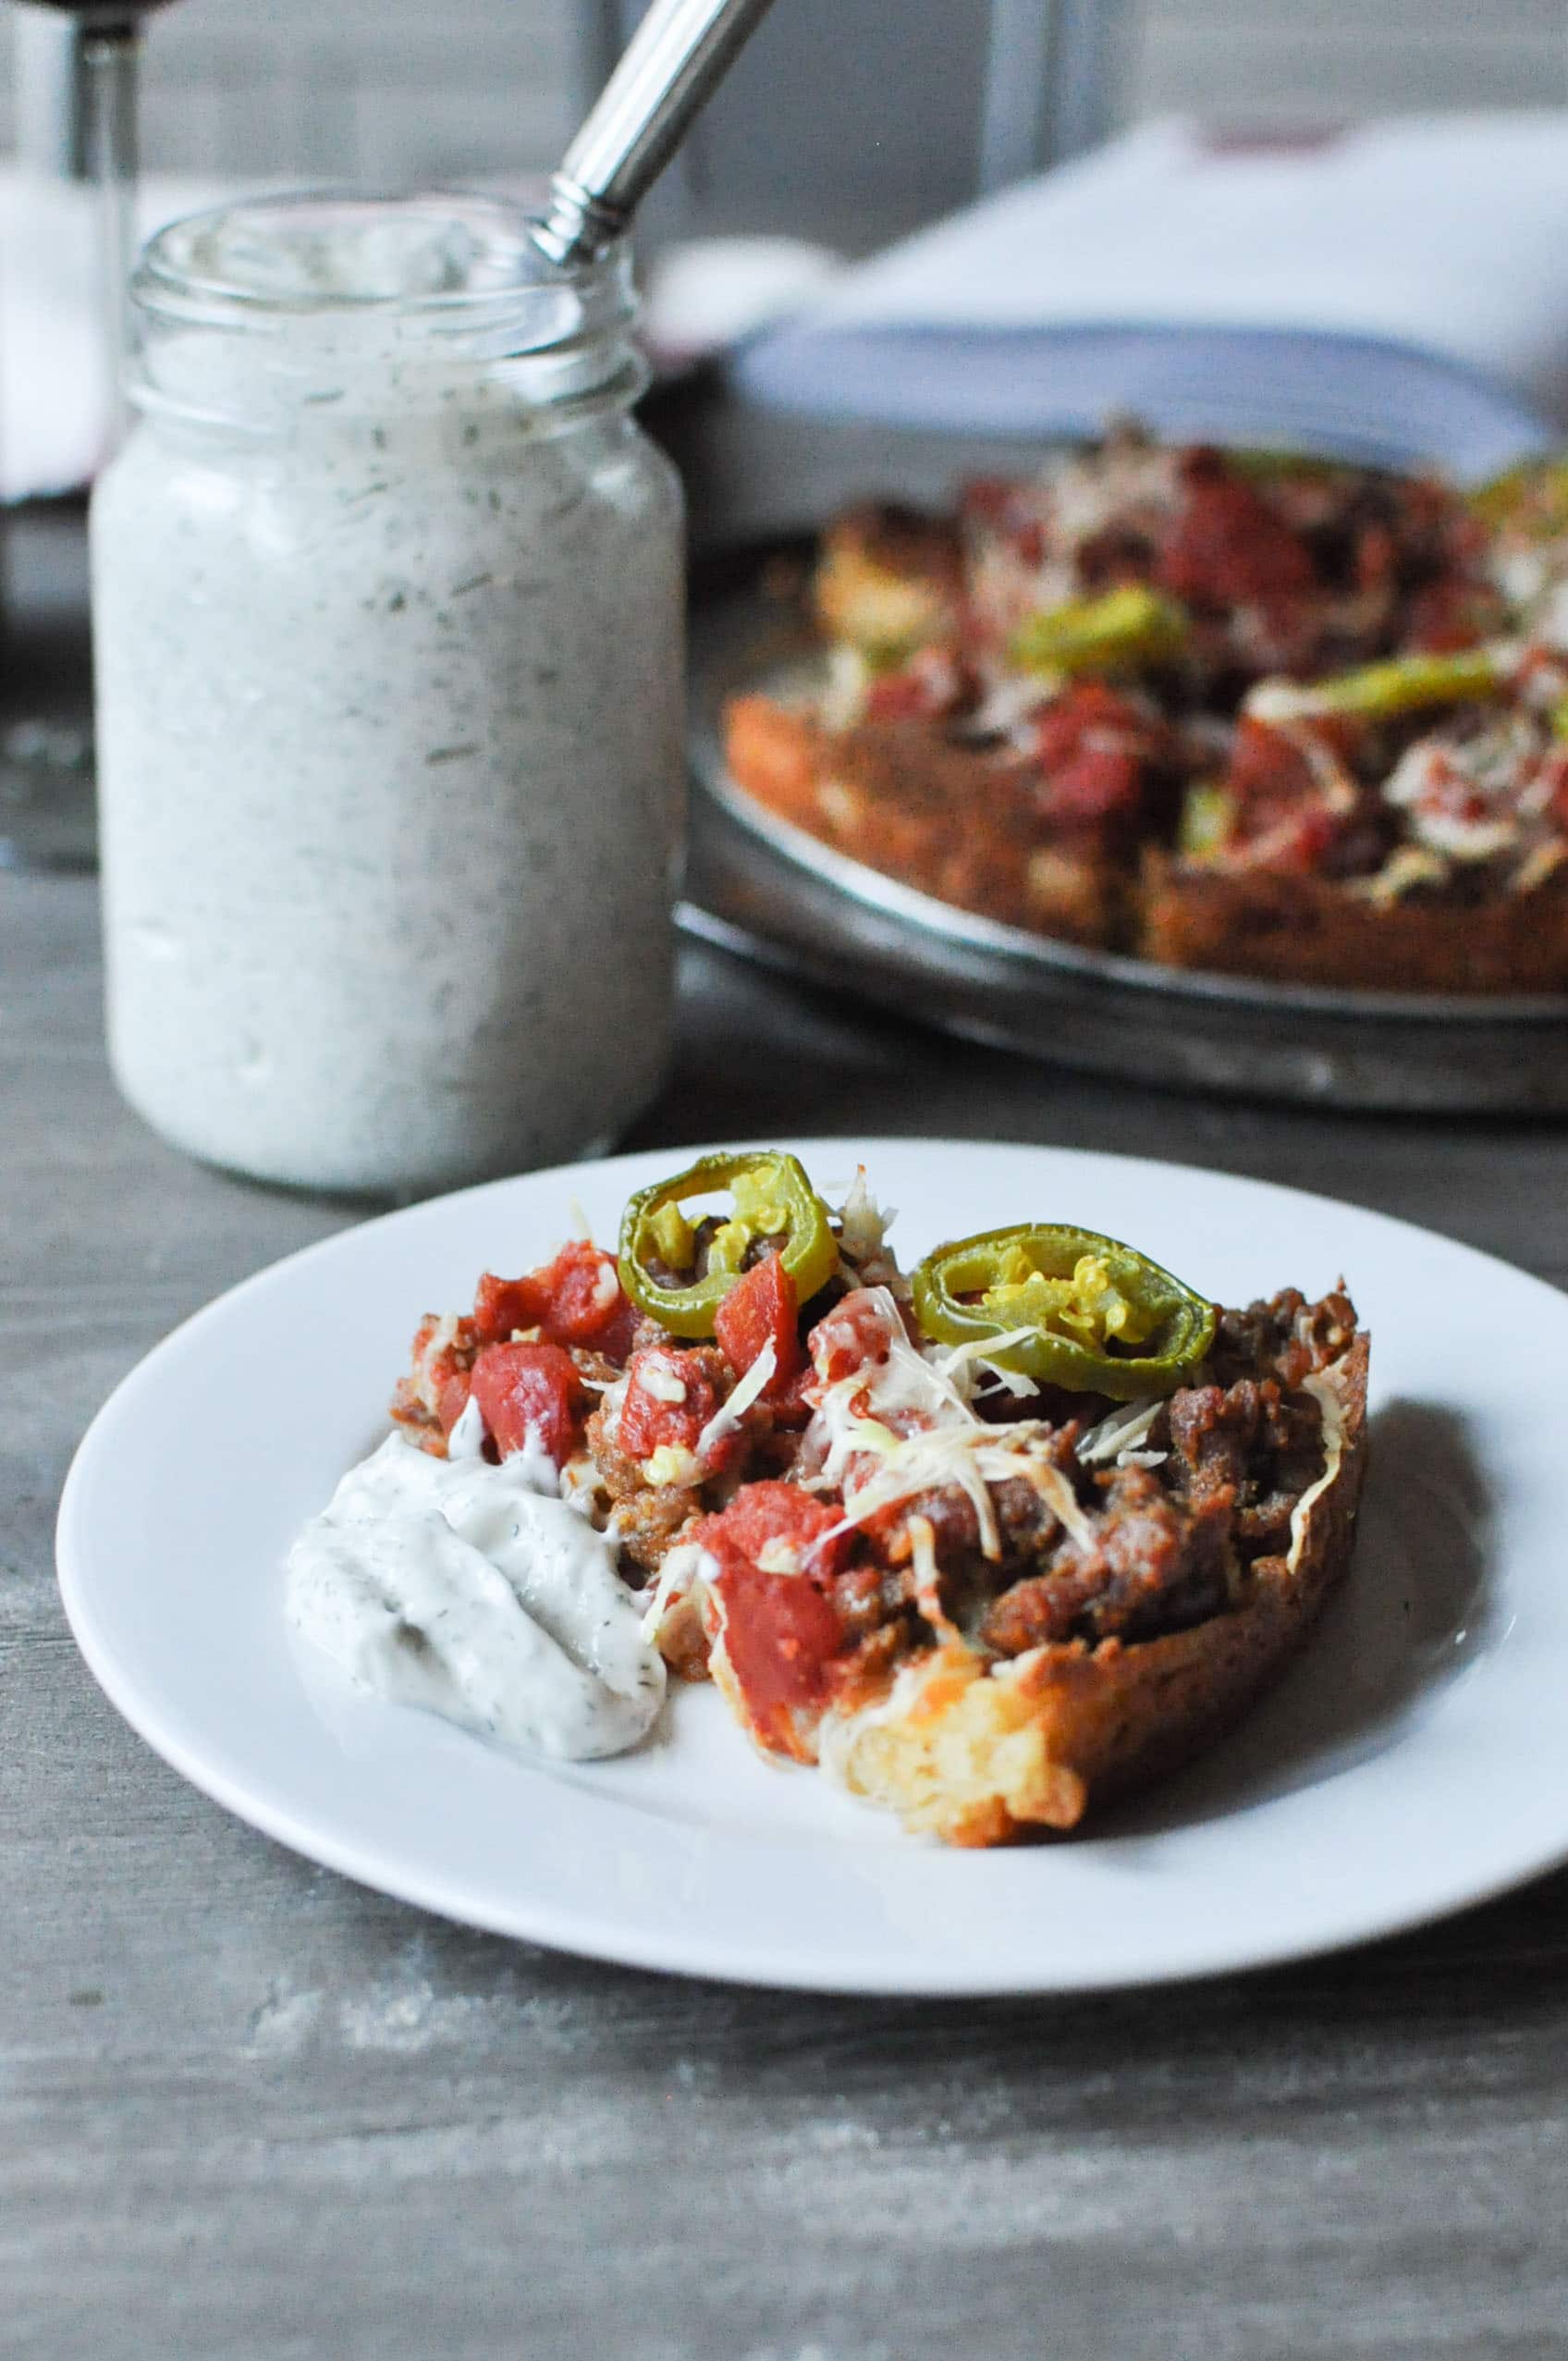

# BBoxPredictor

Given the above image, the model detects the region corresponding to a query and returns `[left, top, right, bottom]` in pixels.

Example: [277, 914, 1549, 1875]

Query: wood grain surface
[6, 869, 1568, 2361]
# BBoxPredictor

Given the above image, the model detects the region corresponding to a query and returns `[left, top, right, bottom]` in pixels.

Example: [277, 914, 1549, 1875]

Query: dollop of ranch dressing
[286, 1434, 665, 1760]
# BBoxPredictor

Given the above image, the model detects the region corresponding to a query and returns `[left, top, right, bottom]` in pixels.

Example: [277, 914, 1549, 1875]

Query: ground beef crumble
[978, 1463, 1237, 1654]
[387, 1260, 1354, 1675]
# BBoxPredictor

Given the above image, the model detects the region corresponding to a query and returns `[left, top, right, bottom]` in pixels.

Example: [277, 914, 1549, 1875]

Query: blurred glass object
[2, 1, 179, 871]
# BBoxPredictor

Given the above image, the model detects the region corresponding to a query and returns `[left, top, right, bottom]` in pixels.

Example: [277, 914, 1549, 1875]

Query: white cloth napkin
[731, 115, 1568, 481]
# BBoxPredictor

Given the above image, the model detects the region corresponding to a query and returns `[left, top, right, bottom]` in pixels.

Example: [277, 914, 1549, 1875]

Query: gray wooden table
[6, 486, 1568, 2357]
[7, 872, 1568, 2361]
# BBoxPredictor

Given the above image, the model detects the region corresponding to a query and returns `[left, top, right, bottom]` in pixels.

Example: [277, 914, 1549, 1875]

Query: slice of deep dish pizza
[720, 427, 1568, 993]
[364, 1150, 1368, 1845]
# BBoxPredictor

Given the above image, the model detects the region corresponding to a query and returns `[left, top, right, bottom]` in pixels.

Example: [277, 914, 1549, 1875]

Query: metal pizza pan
[679, 551, 1568, 1113]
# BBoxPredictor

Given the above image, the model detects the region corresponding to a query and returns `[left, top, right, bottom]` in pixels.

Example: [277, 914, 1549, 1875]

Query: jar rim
[134, 188, 631, 335]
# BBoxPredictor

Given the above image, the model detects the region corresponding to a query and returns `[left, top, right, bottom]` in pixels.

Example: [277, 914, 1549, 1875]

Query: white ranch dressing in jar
[286, 1433, 667, 1760]
[92, 195, 684, 1194]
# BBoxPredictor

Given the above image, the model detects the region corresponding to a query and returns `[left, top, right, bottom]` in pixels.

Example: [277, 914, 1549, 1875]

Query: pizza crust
[723, 695, 1121, 947]
[1140, 855, 1568, 995]
[817, 1334, 1370, 1846]
[723, 699, 1568, 997]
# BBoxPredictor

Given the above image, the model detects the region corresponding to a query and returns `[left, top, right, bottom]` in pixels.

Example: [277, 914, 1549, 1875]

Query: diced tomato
[864, 671, 925, 721]
[960, 475, 1023, 528]
[704, 1566, 847, 1761]
[1223, 715, 1338, 850]
[1403, 575, 1494, 656]
[1032, 681, 1145, 765]
[704, 1481, 851, 1577]
[1159, 453, 1316, 609]
[472, 1272, 539, 1343]
[714, 1254, 803, 1399]
[533, 1243, 637, 1352]
[391, 1314, 480, 1443]
[1354, 520, 1398, 597]
[1223, 719, 1344, 871]
[472, 1242, 635, 1357]
[1035, 743, 1145, 830]
[807, 1289, 905, 1383]
[1222, 707, 1354, 870]
[618, 1345, 722, 1464]
[406, 1312, 477, 1397]
[694, 1485, 851, 1760]
[469, 1339, 583, 1468]
[435, 1372, 473, 1437]
[1028, 682, 1158, 833]
[1228, 715, 1316, 802]
[1011, 519, 1047, 568]
[769, 1360, 818, 1431]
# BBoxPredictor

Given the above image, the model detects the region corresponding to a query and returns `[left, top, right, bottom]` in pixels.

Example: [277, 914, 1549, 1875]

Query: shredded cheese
[641, 1444, 703, 1490]
[819, 643, 873, 732]
[1076, 1396, 1163, 1467]
[933, 1328, 1043, 1400]
[694, 1338, 778, 1464]
[1344, 844, 1452, 905]
[557, 1453, 605, 1520]
[837, 1168, 895, 1264]
[638, 1541, 718, 1643]
[1023, 1462, 1097, 1554]
[803, 1308, 1097, 1563]
[907, 1513, 962, 1643]
[587, 1258, 621, 1313]
[1286, 1371, 1347, 1573]
[790, 1288, 1107, 1561]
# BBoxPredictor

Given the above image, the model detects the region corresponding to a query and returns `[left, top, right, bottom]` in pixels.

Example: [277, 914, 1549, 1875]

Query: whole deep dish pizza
[288, 1151, 1369, 1845]
[722, 427, 1568, 994]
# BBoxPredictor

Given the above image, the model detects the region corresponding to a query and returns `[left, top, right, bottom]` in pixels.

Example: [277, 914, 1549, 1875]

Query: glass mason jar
[92, 192, 685, 1196]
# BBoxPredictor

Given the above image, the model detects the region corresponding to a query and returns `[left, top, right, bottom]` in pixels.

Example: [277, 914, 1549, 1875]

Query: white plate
[55, 1137, 1566, 1995]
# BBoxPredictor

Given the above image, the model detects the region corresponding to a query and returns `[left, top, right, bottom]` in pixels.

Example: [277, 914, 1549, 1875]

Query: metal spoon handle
[532, 0, 778, 267]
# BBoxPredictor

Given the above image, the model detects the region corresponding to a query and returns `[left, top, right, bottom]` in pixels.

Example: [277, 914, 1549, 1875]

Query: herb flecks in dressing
[286, 1434, 666, 1760]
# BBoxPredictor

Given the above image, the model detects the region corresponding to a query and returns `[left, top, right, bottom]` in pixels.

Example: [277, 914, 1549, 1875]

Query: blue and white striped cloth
[732, 116, 1568, 482]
